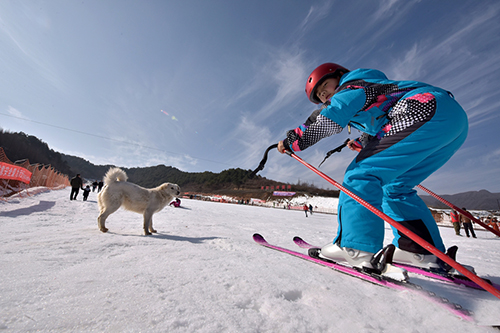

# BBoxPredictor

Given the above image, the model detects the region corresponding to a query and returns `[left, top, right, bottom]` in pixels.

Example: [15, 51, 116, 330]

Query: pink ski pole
[287, 151, 500, 299]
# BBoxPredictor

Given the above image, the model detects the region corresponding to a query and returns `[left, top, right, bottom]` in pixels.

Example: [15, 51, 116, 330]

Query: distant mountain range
[1, 129, 499, 210]
[420, 189, 500, 211]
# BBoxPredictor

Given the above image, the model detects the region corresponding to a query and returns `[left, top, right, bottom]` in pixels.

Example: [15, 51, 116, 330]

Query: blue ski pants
[334, 89, 468, 254]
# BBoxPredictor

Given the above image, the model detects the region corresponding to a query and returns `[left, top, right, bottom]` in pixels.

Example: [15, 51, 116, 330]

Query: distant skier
[460, 208, 476, 238]
[277, 62, 468, 275]
[170, 198, 181, 207]
[450, 209, 461, 236]
[486, 216, 500, 234]
[303, 204, 309, 217]
[309, 204, 313, 215]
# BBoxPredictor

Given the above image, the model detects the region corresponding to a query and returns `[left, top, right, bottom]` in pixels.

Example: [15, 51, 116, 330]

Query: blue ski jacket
[283, 68, 448, 152]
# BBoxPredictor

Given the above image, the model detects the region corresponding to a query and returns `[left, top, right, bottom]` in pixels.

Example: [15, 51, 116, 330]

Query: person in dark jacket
[98, 181, 104, 192]
[82, 185, 91, 201]
[460, 207, 476, 238]
[70, 174, 84, 200]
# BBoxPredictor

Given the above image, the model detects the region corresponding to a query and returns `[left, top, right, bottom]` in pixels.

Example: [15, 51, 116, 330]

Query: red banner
[0, 162, 32, 184]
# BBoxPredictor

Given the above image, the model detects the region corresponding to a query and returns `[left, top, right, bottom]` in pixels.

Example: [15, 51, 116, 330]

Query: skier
[169, 198, 181, 207]
[277, 63, 468, 272]
[450, 209, 461, 236]
[303, 204, 309, 217]
[491, 217, 500, 235]
[486, 216, 500, 234]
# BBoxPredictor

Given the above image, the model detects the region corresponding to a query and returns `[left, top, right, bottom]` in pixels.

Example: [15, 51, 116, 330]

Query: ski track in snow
[1, 188, 500, 332]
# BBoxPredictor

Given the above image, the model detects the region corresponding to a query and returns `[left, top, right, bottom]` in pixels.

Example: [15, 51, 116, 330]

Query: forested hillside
[0, 130, 72, 175]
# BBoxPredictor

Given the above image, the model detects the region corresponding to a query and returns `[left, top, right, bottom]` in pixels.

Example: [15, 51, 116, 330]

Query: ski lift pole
[286, 150, 500, 299]
[417, 185, 500, 238]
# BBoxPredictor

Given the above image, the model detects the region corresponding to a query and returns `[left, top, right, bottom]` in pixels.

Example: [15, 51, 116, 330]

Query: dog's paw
[144, 231, 152, 236]
[100, 227, 108, 233]
[151, 229, 157, 233]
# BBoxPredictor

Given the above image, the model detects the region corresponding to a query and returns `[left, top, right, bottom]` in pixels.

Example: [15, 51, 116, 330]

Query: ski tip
[252, 233, 265, 243]
[293, 236, 311, 248]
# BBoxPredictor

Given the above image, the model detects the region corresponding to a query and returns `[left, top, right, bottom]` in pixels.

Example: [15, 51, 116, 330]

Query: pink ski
[254, 233, 473, 322]
[293, 236, 499, 291]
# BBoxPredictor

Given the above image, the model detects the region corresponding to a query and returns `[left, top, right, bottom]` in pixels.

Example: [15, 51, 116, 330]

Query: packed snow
[1, 187, 500, 332]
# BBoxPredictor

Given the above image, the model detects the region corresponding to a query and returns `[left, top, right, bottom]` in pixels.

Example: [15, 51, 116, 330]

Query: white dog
[97, 167, 180, 235]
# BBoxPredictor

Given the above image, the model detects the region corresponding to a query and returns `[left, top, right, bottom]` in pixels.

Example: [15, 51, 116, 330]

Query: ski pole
[314, 141, 500, 238]
[286, 151, 500, 299]
[318, 138, 350, 168]
[248, 144, 278, 179]
[417, 185, 500, 238]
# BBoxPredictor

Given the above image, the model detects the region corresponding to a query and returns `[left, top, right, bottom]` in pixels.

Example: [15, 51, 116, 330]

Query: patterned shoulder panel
[338, 79, 414, 113]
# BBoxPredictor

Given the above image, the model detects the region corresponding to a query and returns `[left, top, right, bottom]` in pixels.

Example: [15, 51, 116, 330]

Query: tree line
[0, 130, 72, 175]
[0, 129, 336, 196]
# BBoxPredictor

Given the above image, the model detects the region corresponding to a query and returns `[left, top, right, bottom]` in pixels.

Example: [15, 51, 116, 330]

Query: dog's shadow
[113, 232, 220, 244]
[0, 200, 56, 217]
[153, 233, 220, 244]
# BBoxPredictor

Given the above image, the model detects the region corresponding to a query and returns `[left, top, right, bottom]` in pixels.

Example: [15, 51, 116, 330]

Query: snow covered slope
[1, 189, 499, 332]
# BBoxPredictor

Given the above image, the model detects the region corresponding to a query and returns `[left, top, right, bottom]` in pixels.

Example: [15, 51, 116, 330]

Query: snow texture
[1, 188, 499, 332]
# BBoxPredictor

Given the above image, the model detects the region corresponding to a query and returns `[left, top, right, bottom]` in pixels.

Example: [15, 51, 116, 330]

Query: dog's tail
[103, 167, 128, 185]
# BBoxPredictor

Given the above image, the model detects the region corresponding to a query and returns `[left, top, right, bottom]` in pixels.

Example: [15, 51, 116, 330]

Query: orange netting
[0, 147, 70, 199]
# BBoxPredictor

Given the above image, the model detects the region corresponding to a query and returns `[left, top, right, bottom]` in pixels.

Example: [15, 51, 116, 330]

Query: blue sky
[1, 0, 499, 195]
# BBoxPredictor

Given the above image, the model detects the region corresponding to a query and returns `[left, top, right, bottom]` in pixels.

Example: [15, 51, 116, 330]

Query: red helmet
[305, 63, 349, 104]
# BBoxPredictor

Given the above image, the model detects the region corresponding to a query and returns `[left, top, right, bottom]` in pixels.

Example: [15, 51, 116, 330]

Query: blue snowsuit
[283, 69, 468, 254]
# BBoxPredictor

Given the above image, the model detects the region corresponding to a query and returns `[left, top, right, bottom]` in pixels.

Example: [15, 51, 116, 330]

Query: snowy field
[1, 188, 500, 332]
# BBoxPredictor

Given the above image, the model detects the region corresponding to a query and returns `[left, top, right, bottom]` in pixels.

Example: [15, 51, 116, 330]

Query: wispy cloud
[353, 0, 418, 50]
[226, 115, 275, 170]
[466, 100, 500, 128]
[223, 46, 307, 119]
[390, 3, 500, 81]
[0, 6, 69, 94]
[372, 0, 408, 21]
[297, 1, 333, 38]
[254, 51, 308, 120]
[6, 106, 24, 118]
[390, 44, 424, 80]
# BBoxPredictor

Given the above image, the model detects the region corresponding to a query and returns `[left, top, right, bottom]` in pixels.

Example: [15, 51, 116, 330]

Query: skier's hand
[347, 139, 362, 152]
[277, 141, 286, 154]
